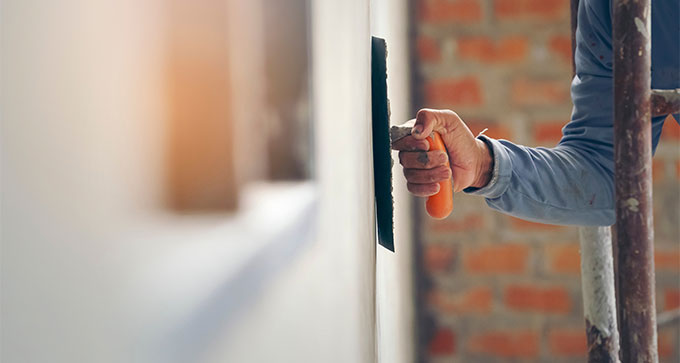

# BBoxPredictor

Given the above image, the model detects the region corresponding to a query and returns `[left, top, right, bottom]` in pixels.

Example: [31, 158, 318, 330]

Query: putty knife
[371, 36, 394, 252]
[371, 37, 454, 252]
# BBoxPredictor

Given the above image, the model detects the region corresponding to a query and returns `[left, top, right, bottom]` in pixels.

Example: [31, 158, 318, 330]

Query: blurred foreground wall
[409, 0, 680, 361]
[1, 1, 412, 362]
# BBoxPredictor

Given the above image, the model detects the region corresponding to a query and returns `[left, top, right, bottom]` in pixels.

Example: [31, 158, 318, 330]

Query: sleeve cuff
[463, 135, 512, 199]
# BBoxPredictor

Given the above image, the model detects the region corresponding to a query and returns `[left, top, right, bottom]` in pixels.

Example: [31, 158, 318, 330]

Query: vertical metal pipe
[569, 0, 579, 74]
[579, 227, 621, 363]
[612, 0, 658, 361]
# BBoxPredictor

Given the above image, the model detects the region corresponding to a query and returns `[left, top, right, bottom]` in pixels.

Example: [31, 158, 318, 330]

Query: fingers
[407, 182, 440, 197]
[398, 150, 448, 169]
[391, 135, 429, 151]
[403, 165, 451, 184]
[395, 108, 482, 195]
[411, 108, 463, 140]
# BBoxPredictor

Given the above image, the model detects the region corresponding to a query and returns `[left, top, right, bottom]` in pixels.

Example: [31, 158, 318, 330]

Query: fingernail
[412, 125, 423, 135]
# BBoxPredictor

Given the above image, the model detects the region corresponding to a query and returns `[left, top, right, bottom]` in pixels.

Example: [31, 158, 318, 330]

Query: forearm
[462, 0, 619, 226]
[466, 136, 616, 226]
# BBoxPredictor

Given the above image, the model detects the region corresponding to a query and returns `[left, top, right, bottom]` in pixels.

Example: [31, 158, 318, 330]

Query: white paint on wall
[371, 0, 416, 362]
[310, 0, 376, 362]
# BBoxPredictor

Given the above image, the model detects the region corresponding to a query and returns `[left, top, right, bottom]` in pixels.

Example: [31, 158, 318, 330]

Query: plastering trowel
[371, 36, 395, 252]
[371, 37, 454, 253]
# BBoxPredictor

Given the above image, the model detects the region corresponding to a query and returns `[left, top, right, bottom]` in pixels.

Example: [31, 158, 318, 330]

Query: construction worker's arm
[393, 0, 670, 226]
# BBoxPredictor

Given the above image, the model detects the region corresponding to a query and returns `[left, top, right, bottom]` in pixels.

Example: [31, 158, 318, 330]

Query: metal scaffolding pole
[612, 0, 658, 361]
[651, 89, 680, 117]
[579, 227, 621, 362]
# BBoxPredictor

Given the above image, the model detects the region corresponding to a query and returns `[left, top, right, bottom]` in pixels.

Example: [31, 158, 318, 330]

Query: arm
[464, 0, 619, 226]
[393, 0, 667, 226]
[467, 0, 669, 226]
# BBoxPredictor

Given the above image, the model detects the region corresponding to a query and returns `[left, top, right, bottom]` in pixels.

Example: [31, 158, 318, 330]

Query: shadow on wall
[155, 199, 318, 363]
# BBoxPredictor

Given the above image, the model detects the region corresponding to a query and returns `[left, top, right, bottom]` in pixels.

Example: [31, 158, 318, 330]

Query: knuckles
[391, 135, 429, 151]
[403, 165, 451, 183]
[398, 150, 448, 169]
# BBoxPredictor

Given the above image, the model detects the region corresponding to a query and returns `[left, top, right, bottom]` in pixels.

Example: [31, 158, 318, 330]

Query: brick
[429, 287, 493, 314]
[420, 0, 483, 23]
[545, 243, 581, 275]
[424, 76, 483, 107]
[655, 248, 680, 271]
[410, 0, 680, 358]
[428, 328, 456, 356]
[661, 114, 679, 141]
[524, 0, 569, 18]
[466, 119, 513, 140]
[533, 120, 565, 144]
[548, 328, 587, 357]
[425, 244, 456, 272]
[495, 0, 569, 22]
[418, 36, 441, 63]
[511, 78, 570, 106]
[457, 36, 528, 63]
[505, 284, 571, 314]
[652, 159, 665, 182]
[658, 330, 674, 358]
[548, 34, 573, 64]
[509, 216, 566, 231]
[431, 213, 484, 232]
[665, 289, 680, 310]
[464, 243, 530, 274]
[467, 330, 539, 358]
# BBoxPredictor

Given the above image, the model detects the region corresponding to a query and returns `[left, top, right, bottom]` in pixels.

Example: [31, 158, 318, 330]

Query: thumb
[411, 108, 463, 140]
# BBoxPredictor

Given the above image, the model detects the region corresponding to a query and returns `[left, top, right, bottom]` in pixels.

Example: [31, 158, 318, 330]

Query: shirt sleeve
[463, 0, 667, 226]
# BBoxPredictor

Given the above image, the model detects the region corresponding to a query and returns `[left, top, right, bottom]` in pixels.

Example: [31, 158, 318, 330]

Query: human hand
[391, 108, 493, 197]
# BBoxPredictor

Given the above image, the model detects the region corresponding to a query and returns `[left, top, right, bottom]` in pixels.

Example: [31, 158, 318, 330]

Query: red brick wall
[411, 0, 680, 361]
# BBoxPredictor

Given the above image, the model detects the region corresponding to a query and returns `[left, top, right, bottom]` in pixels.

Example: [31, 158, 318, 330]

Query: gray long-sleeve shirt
[465, 0, 679, 226]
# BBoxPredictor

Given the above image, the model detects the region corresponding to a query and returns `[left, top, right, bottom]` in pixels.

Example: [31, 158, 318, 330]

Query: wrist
[472, 138, 494, 188]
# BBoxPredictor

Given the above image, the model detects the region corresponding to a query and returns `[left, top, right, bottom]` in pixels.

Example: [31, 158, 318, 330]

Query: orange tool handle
[425, 132, 453, 219]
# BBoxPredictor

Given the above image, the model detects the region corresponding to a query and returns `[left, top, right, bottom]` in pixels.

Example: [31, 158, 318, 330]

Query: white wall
[310, 0, 376, 361]
[1, 1, 172, 361]
[1, 0, 379, 362]
[372, 0, 416, 362]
